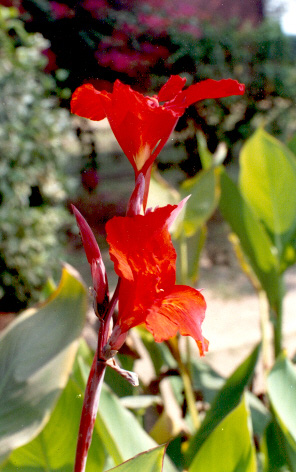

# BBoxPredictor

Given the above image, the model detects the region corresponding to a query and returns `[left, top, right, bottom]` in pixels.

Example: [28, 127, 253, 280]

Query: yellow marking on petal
[134, 143, 151, 171]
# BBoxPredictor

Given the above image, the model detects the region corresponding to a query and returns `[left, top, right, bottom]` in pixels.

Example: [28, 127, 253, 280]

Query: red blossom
[105, 199, 208, 356]
[71, 75, 244, 206]
[50, 1, 74, 19]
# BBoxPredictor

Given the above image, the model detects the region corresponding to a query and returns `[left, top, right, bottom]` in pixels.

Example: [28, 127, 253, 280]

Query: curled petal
[70, 84, 109, 121]
[183, 78, 245, 108]
[146, 285, 208, 356]
[158, 75, 186, 102]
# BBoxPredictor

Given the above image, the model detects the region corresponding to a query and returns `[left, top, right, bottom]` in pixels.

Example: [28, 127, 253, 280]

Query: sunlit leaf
[106, 445, 166, 472]
[180, 167, 220, 237]
[0, 265, 87, 462]
[189, 397, 256, 472]
[185, 344, 260, 466]
[219, 169, 281, 309]
[240, 128, 296, 268]
[262, 419, 296, 472]
[0, 370, 105, 472]
[267, 352, 296, 446]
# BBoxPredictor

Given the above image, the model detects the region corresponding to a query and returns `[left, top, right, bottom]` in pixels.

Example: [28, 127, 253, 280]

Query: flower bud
[91, 259, 109, 317]
[72, 204, 109, 317]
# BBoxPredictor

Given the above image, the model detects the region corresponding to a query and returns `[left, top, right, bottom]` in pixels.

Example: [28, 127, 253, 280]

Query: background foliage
[4, 0, 296, 172]
[0, 7, 80, 310]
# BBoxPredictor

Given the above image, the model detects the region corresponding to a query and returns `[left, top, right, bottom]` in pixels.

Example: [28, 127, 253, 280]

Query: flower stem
[272, 297, 283, 360]
[74, 280, 121, 472]
[258, 289, 270, 381]
[166, 338, 200, 430]
[179, 231, 188, 285]
[74, 352, 106, 472]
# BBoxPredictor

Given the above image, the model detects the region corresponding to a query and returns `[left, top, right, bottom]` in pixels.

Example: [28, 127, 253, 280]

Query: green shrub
[0, 7, 80, 311]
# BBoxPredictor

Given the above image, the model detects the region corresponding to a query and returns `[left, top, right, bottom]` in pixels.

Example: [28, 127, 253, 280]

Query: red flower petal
[158, 75, 186, 102]
[100, 80, 179, 175]
[70, 84, 109, 121]
[146, 285, 208, 356]
[182, 78, 245, 108]
[106, 204, 179, 282]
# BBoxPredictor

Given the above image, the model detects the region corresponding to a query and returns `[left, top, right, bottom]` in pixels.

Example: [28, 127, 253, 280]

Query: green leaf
[287, 132, 296, 156]
[262, 420, 296, 472]
[189, 397, 256, 472]
[240, 128, 296, 268]
[0, 373, 105, 472]
[267, 353, 296, 446]
[77, 354, 178, 472]
[191, 358, 224, 405]
[185, 225, 207, 284]
[185, 344, 260, 466]
[219, 169, 281, 309]
[136, 327, 177, 375]
[197, 131, 227, 170]
[106, 445, 167, 472]
[0, 265, 87, 462]
[147, 172, 182, 236]
[180, 167, 220, 237]
[246, 391, 271, 439]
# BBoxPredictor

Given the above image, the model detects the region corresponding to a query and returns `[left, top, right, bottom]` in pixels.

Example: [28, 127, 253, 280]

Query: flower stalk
[71, 74, 245, 470]
[74, 354, 106, 472]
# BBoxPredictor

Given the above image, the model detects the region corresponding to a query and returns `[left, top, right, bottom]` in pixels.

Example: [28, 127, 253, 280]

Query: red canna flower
[71, 75, 245, 206]
[105, 198, 208, 356]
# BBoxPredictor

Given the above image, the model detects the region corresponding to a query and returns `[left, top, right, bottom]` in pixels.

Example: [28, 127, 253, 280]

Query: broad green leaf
[147, 172, 181, 235]
[240, 128, 296, 267]
[196, 131, 213, 170]
[246, 391, 270, 438]
[186, 226, 207, 283]
[219, 170, 281, 309]
[288, 132, 296, 156]
[197, 131, 227, 169]
[0, 265, 87, 462]
[185, 344, 260, 466]
[191, 359, 270, 437]
[136, 327, 177, 375]
[180, 167, 220, 237]
[189, 397, 256, 472]
[262, 420, 296, 472]
[0, 374, 105, 472]
[267, 353, 296, 446]
[147, 172, 180, 209]
[191, 358, 224, 404]
[106, 445, 166, 472]
[77, 353, 178, 472]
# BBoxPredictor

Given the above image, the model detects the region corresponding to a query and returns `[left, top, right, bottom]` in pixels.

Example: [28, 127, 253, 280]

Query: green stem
[166, 339, 200, 430]
[272, 276, 284, 360]
[272, 303, 283, 359]
[258, 290, 270, 375]
[179, 232, 188, 285]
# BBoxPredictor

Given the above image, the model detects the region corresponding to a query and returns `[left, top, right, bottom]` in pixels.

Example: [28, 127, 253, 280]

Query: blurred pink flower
[138, 13, 169, 31]
[178, 23, 202, 38]
[42, 48, 58, 72]
[50, 1, 74, 19]
[82, 0, 108, 18]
